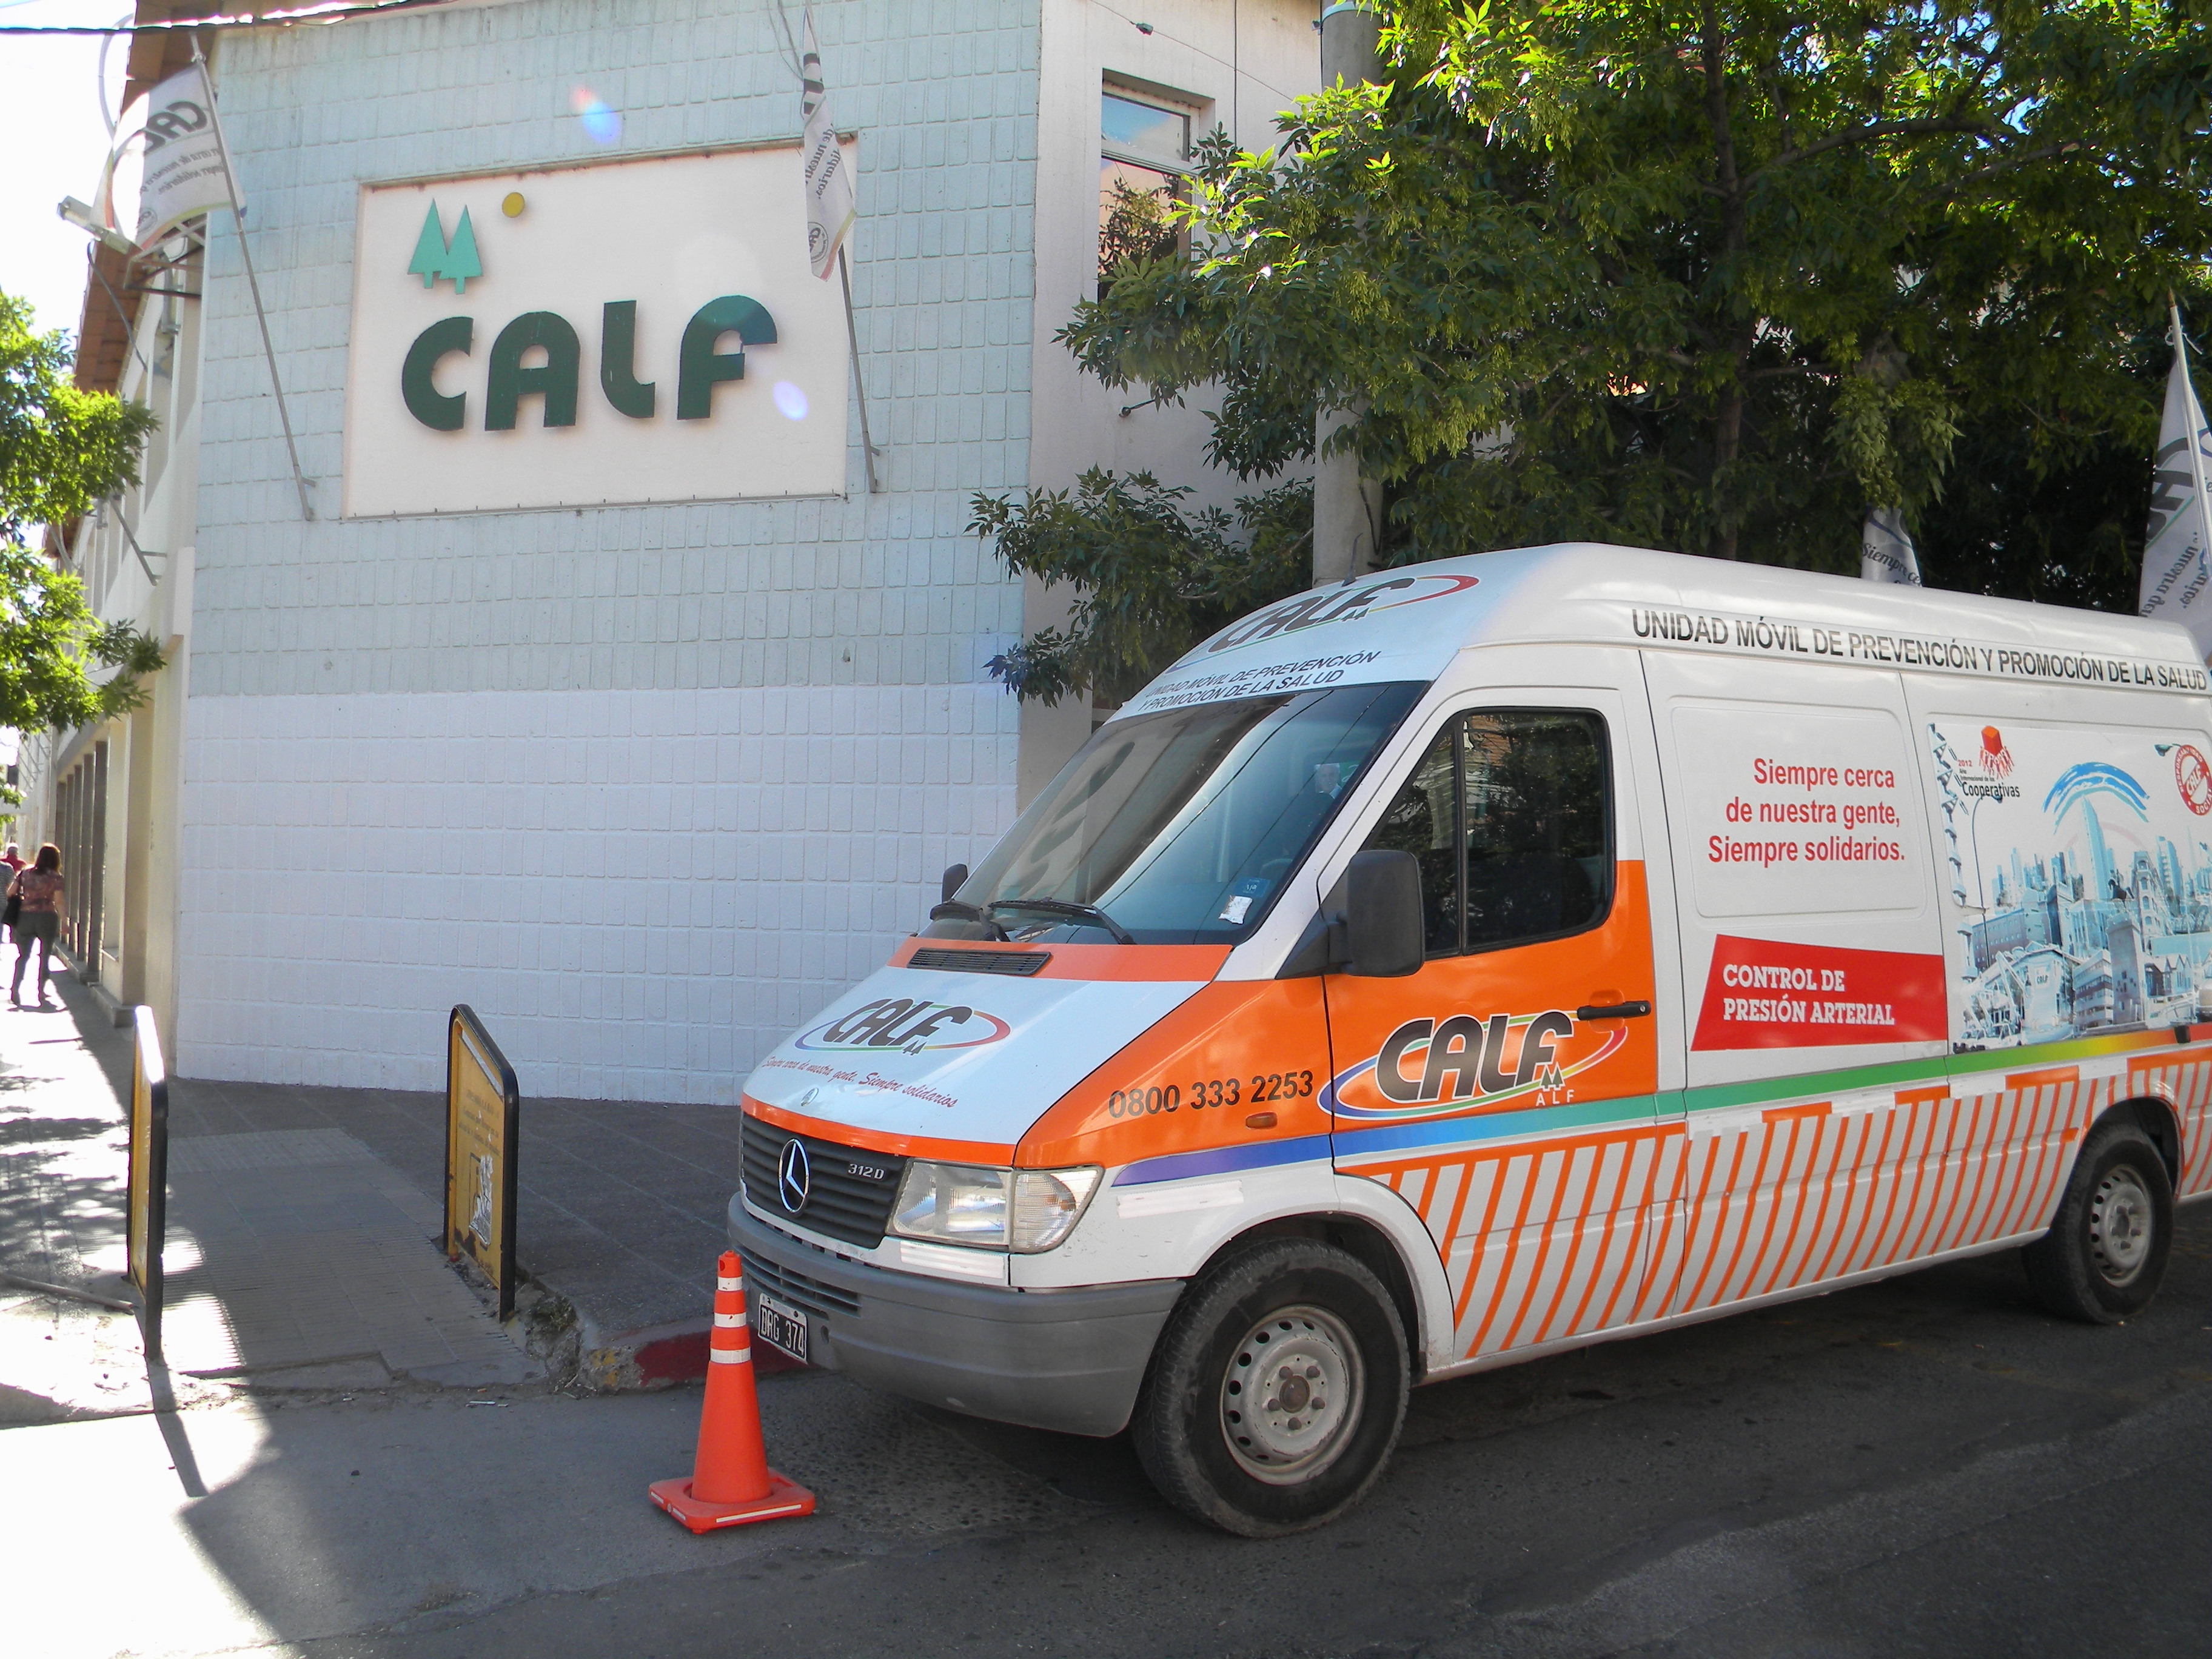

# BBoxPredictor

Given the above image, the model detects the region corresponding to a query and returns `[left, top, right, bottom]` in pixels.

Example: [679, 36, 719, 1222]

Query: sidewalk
[169, 1065, 756, 1388]
[1, 970, 540, 1424]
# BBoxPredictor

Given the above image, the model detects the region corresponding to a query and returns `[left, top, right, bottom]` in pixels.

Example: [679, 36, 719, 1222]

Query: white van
[729, 543, 2212, 1535]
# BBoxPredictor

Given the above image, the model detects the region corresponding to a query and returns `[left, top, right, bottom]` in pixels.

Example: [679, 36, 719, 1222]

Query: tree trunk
[1701, 0, 1748, 561]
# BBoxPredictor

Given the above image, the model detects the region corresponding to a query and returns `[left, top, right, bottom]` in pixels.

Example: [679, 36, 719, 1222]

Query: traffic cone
[647, 1252, 816, 1533]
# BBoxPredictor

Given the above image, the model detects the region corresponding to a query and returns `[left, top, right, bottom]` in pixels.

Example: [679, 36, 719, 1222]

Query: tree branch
[1942, 139, 2084, 191]
[1749, 116, 1997, 184]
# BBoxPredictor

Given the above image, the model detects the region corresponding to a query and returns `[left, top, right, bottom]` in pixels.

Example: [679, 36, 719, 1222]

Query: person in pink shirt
[9, 845, 64, 1007]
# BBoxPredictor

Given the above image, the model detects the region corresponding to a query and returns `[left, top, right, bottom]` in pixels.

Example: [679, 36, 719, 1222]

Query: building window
[1099, 87, 1193, 293]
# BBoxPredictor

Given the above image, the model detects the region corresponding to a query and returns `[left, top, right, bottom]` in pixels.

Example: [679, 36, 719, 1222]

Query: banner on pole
[2140, 305, 2212, 663]
[134, 64, 235, 248]
[799, 8, 854, 279]
[1860, 507, 1923, 586]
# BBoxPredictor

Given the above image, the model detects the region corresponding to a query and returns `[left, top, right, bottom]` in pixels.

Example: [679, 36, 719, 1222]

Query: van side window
[1363, 709, 1612, 956]
[1463, 711, 1612, 949]
[1362, 726, 1461, 954]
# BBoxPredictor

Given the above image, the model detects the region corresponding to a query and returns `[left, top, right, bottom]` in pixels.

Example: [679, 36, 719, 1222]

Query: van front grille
[741, 1250, 862, 1318]
[741, 1116, 907, 1248]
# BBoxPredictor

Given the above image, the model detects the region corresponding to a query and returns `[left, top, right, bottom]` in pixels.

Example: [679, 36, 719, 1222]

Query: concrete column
[1313, 2, 1386, 588]
[120, 708, 154, 1005]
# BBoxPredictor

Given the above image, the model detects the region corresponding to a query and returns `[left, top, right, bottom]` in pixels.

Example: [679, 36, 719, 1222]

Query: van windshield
[945, 682, 1424, 945]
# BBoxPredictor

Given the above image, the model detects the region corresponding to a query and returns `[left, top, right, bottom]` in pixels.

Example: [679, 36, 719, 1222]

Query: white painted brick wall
[183, 0, 1042, 1095]
[179, 687, 1020, 1099]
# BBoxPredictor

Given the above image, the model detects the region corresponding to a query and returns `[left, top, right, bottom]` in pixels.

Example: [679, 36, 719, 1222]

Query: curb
[583, 1316, 806, 1390]
[498, 1281, 802, 1392]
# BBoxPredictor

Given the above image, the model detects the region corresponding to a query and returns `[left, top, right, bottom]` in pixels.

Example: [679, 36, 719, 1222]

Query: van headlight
[890, 1163, 1102, 1253]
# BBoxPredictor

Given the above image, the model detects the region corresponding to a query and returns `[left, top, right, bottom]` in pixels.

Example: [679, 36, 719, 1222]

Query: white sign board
[343, 144, 852, 517]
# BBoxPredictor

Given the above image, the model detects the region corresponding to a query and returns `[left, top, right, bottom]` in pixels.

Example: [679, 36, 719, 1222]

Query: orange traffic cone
[647, 1252, 816, 1533]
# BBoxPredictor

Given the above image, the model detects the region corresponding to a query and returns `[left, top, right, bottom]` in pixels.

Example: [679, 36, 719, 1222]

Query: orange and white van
[729, 543, 2212, 1534]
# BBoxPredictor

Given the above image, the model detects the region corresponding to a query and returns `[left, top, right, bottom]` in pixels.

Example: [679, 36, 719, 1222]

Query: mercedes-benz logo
[777, 1138, 811, 1214]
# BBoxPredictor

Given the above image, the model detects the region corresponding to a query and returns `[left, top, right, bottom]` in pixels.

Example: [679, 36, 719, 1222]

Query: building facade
[32, 0, 1319, 1100]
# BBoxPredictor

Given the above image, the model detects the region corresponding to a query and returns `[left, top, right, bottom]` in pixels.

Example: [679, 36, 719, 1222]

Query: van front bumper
[726, 1196, 1183, 1438]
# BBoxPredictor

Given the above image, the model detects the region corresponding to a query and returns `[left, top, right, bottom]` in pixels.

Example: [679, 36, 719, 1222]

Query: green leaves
[970, 472, 1311, 705]
[0, 292, 166, 731]
[1, 293, 156, 532]
[979, 3, 2208, 698]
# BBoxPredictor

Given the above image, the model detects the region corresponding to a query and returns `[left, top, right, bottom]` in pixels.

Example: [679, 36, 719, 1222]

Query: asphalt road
[7, 1207, 2208, 1659]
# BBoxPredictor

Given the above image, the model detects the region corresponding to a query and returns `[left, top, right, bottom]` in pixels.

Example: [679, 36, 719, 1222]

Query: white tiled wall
[179, 687, 1020, 1098]
[182, 0, 1041, 1093]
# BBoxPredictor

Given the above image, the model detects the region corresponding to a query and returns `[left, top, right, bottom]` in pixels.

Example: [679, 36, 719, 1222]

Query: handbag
[2, 889, 19, 930]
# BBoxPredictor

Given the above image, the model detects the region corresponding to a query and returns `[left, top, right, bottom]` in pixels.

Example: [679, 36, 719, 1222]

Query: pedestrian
[8, 845, 64, 1008]
[0, 843, 19, 947]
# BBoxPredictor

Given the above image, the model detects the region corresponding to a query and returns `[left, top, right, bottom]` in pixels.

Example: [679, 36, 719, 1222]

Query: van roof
[1114, 542, 2209, 719]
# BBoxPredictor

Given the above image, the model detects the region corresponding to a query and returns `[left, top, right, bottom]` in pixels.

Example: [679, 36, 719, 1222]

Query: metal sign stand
[446, 1005, 521, 1319]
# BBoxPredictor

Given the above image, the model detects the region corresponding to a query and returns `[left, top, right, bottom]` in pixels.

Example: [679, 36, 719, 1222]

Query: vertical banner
[126, 1006, 169, 1361]
[133, 62, 235, 249]
[446, 1005, 521, 1320]
[799, 7, 854, 280]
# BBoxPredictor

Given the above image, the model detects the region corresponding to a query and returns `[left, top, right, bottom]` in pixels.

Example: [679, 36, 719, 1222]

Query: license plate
[752, 1292, 808, 1364]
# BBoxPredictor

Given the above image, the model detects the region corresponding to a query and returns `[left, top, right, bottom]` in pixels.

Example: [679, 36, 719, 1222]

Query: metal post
[193, 42, 314, 521]
[839, 247, 882, 495]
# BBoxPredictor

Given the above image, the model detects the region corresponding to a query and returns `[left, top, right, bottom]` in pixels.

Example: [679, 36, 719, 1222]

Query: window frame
[1098, 82, 1203, 291]
[1373, 705, 1618, 961]
[1100, 83, 1199, 175]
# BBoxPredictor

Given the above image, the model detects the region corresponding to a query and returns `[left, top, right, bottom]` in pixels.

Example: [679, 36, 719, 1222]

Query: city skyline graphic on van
[1933, 720, 2212, 1048]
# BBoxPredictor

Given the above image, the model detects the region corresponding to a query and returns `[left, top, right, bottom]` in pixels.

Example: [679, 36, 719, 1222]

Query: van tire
[2023, 1116, 2173, 1324]
[1130, 1237, 1407, 1537]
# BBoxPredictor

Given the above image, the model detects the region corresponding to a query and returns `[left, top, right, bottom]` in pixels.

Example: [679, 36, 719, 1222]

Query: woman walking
[8, 845, 64, 1007]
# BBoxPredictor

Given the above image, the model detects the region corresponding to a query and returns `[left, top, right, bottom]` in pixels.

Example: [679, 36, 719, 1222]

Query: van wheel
[2023, 1116, 2173, 1323]
[1130, 1238, 1407, 1537]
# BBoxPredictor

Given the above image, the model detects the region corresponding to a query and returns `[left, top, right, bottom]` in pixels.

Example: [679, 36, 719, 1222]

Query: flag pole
[193, 42, 313, 521]
[2174, 297, 2212, 581]
[838, 246, 880, 495]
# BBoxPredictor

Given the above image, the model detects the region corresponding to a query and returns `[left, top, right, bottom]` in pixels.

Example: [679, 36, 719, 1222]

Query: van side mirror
[1341, 850, 1424, 977]
[940, 863, 969, 905]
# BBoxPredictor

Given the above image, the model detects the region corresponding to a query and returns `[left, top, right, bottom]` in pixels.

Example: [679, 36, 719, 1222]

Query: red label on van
[1692, 936, 1946, 1050]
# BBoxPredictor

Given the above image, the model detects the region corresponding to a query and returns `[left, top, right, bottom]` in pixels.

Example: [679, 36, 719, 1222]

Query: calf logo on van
[793, 997, 1011, 1055]
[1204, 573, 1479, 655]
[1328, 1010, 1628, 1121]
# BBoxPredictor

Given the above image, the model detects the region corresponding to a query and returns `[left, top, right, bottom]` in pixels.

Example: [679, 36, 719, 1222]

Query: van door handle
[1575, 1000, 1652, 1021]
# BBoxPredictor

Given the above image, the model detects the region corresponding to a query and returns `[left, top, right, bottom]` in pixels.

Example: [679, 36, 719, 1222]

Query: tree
[0, 291, 166, 737]
[976, 1, 2211, 699]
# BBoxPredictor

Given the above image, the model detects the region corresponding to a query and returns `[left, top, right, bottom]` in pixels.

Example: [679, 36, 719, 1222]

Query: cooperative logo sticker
[793, 997, 1011, 1056]
[1204, 572, 1479, 655]
[2174, 743, 2212, 816]
[1327, 1008, 1626, 1121]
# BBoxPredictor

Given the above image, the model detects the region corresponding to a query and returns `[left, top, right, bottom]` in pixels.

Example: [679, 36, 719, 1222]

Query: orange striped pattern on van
[1653, 1079, 2090, 1321]
[1341, 1050, 2212, 1362]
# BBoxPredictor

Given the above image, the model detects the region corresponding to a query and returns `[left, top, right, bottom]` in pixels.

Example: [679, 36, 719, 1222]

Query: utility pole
[1313, 2, 1386, 586]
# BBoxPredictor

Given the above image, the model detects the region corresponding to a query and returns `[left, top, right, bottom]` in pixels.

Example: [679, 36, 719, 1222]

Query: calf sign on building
[344, 143, 852, 515]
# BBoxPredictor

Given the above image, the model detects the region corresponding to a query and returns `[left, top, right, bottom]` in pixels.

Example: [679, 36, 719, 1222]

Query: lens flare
[570, 86, 622, 146]
[773, 381, 809, 421]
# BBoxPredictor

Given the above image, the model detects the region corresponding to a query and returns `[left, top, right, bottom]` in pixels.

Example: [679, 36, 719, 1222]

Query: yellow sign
[126, 1007, 169, 1358]
[446, 1006, 519, 1318]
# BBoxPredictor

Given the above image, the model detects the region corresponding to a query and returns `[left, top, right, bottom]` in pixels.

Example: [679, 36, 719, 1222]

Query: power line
[0, 0, 446, 33]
